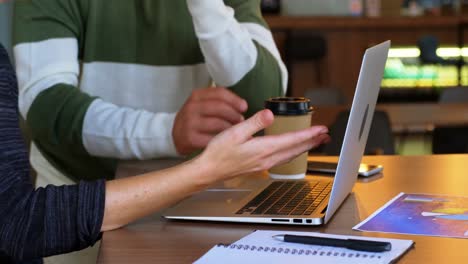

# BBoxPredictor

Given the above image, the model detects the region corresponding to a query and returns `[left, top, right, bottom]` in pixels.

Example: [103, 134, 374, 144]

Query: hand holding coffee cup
[264, 97, 314, 179]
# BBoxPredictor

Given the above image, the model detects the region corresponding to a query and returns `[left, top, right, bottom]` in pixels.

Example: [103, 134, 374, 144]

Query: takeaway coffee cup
[264, 97, 313, 179]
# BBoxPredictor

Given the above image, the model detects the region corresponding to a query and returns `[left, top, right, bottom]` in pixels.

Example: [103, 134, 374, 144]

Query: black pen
[272, 234, 392, 252]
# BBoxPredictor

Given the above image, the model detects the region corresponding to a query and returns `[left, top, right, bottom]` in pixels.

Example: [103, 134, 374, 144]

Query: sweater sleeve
[0, 44, 105, 262]
[186, 0, 287, 117]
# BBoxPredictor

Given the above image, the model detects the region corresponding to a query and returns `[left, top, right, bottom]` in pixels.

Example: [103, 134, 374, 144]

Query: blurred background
[260, 0, 468, 156]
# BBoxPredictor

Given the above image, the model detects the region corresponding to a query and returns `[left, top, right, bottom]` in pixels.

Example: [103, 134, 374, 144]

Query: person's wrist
[186, 153, 220, 189]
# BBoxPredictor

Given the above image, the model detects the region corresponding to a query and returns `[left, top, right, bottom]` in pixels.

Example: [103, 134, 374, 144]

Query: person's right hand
[172, 87, 248, 155]
[196, 109, 331, 184]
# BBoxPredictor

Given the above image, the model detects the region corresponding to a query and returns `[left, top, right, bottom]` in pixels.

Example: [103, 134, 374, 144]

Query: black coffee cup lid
[265, 97, 313, 116]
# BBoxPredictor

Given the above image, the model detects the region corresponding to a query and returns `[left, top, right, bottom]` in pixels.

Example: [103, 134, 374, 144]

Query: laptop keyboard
[236, 180, 332, 216]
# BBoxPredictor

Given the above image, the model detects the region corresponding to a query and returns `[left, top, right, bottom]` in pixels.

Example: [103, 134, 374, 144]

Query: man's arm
[186, 0, 288, 117]
[13, 0, 180, 171]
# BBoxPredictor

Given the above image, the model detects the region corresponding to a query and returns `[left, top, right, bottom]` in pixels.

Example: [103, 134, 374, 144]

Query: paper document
[354, 192, 468, 238]
[195, 230, 413, 264]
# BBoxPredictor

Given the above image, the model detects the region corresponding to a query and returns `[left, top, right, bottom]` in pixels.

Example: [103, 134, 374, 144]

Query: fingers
[199, 112, 330, 180]
[269, 133, 331, 167]
[226, 109, 274, 143]
[257, 133, 330, 171]
[186, 133, 214, 150]
[264, 125, 329, 154]
[197, 117, 233, 133]
[173, 87, 249, 155]
[242, 125, 330, 168]
[199, 100, 245, 124]
[193, 87, 248, 113]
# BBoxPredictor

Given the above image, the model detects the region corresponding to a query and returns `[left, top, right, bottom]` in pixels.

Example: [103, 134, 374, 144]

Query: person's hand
[172, 87, 248, 155]
[197, 109, 331, 184]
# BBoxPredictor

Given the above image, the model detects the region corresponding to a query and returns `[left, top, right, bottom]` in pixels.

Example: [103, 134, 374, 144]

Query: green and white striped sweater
[13, 0, 287, 181]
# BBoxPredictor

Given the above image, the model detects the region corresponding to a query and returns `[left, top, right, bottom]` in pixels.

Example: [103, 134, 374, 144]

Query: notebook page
[195, 230, 413, 264]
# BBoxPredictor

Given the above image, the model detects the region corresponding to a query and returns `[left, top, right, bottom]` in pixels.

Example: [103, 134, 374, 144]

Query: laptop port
[305, 219, 312, 224]
[293, 219, 303, 223]
[271, 219, 289, 223]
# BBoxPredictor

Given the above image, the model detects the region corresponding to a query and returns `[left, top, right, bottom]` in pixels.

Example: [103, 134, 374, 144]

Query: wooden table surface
[314, 103, 468, 132]
[98, 154, 468, 264]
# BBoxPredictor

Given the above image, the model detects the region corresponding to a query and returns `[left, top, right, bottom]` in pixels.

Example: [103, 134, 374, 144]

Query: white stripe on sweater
[14, 38, 79, 118]
[187, 0, 287, 91]
[80, 62, 211, 113]
[242, 23, 288, 93]
[83, 99, 179, 159]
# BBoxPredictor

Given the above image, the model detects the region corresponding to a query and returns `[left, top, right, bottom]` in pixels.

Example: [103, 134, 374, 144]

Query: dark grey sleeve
[0, 179, 106, 261]
[0, 44, 106, 263]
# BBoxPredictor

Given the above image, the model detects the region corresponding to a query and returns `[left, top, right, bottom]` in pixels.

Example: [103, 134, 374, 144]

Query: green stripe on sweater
[27, 84, 116, 180]
[14, 0, 268, 66]
[228, 0, 268, 28]
[14, 0, 83, 45]
[230, 41, 284, 118]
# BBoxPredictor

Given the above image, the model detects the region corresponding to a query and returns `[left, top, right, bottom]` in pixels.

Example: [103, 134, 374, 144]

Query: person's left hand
[196, 109, 331, 184]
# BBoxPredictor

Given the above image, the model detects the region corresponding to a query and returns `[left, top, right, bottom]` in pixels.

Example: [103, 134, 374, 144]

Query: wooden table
[314, 103, 468, 133]
[98, 154, 468, 264]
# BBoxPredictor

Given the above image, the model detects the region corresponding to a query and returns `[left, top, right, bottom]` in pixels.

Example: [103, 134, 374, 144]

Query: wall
[381, 0, 404, 17]
[0, 1, 13, 58]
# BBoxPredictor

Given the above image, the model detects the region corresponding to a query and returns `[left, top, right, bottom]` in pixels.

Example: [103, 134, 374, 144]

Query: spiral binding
[216, 243, 382, 259]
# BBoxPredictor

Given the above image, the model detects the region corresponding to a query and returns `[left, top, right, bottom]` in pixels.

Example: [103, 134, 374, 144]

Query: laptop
[163, 40, 390, 225]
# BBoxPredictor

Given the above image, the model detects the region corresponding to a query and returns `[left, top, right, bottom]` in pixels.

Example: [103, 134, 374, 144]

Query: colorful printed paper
[354, 193, 468, 238]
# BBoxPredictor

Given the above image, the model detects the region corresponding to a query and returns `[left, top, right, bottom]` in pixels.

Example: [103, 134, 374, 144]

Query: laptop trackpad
[189, 189, 252, 204]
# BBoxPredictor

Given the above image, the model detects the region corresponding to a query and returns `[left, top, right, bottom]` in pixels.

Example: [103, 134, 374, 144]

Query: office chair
[285, 31, 327, 95]
[418, 35, 463, 85]
[418, 35, 460, 66]
[322, 110, 395, 155]
[432, 87, 468, 154]
[438, 87, 468, 102]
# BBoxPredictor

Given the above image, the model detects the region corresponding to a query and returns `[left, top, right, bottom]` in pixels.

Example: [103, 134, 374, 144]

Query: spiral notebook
[195, 230, 414, 264]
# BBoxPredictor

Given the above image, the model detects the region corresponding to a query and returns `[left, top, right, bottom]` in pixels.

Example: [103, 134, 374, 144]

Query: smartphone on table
[307, 161, 383, 177]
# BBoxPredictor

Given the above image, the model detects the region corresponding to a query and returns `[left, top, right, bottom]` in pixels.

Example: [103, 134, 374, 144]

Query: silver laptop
[163, 40, 390, 225]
